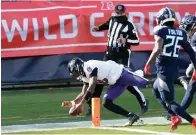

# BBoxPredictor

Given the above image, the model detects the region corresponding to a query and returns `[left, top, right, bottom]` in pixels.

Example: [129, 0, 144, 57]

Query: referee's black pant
[87, 49, 146, 111]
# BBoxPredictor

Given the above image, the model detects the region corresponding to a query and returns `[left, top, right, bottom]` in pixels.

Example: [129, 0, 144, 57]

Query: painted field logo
[101, 1, 114, 10]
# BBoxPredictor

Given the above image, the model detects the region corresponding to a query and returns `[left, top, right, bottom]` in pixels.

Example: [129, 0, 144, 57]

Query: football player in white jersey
[63, 57, 149, 126]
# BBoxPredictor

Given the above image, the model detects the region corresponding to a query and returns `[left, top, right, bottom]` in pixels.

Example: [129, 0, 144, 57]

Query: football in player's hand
[69, 104, 84, 116]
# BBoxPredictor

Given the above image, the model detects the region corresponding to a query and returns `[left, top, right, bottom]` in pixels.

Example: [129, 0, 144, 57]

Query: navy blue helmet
[179, 14, 196, 33]
[156, 7, 175, 26]
[67, 58, 84, 77]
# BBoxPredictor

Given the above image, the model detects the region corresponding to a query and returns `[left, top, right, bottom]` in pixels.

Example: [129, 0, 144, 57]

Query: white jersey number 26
[163, 35, 183, 57]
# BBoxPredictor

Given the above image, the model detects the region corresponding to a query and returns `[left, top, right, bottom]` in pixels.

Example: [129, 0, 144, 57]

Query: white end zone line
[2, 116, 196, 134]
[1, 126, 183, 135]
[19, 116, 85, 122]
[92, 127, 183, 135]
[1, 127, 88, 134]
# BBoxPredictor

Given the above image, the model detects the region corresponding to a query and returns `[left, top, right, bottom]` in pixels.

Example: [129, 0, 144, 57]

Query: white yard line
[93, 127, 183, 135]
[1, 125, 183, 135]
[2, 115, 196, 134]
[1, 127, 90, 134]
[19, 116, 85, 121]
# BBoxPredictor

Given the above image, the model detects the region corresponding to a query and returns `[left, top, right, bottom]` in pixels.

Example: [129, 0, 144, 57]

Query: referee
[86, 4, 149, 117]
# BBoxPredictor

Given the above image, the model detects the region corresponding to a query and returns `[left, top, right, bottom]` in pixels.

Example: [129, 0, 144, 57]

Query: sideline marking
[2, 116, 22, 120]
[93, 127, 183, 135]
[19, 116, 85, 121]
[2, 115, 195, 134]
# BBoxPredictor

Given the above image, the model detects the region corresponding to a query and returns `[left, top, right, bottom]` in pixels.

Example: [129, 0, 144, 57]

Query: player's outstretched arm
[73, 76, 97, 111]
[80, 76, 97, 104]
[144, 35, 163, 75]
[62, 83, 89, 108]
[73, 83, 89, 104]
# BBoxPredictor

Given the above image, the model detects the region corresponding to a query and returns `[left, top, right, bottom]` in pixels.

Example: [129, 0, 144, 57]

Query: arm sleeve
[126, 22, 140, 46]
[90, 67, 98, 77]
[181, 41, 196, 69]
[98, 17, 111, 31]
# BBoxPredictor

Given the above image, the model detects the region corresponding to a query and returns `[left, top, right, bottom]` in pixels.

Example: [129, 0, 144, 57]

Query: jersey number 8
[163, 35, 183, 57]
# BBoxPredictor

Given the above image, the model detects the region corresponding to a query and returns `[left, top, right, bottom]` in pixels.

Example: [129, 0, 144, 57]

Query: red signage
[1, 1, 196, 58]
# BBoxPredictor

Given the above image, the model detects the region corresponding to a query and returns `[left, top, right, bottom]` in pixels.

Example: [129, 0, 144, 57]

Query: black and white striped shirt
[98, 15, 140, 49]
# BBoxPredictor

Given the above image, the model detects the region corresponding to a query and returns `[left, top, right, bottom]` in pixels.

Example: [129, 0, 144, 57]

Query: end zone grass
[2, 85, 196, 126]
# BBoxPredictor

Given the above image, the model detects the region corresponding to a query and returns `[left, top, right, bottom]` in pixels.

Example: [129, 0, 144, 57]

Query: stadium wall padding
[2, 51, 190, 83]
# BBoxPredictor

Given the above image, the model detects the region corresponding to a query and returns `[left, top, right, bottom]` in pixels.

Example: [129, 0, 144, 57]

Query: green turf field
[135, 124, 196, 134]
[11, 128, 139, 134]
[8, 125, 196, 134]
[2, 85, 196, 126]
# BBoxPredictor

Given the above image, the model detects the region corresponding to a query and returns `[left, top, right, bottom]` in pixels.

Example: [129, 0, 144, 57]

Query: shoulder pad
[153, 25, 167, 34]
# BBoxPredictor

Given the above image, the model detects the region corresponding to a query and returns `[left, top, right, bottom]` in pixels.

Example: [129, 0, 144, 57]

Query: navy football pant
[181, 79, 196, 110]
[152, 79, 175, 116]
[153, 73, 193, 123]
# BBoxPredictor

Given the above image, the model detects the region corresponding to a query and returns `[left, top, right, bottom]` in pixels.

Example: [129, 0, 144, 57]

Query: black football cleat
[124, 112, 140, 126]
[141, 98, 149, 114]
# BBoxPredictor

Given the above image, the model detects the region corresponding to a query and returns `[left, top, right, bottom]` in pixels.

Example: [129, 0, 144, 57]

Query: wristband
[70, 100, 75, 106]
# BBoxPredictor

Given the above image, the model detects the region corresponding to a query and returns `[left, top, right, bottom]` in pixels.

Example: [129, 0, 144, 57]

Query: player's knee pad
[152, 79, 159, 90]
[134, 70, 144, 77]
